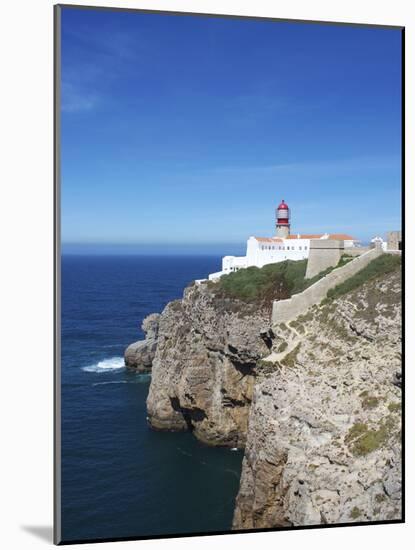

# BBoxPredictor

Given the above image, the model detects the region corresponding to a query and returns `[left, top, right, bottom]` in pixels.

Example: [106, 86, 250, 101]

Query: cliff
[126, 256, 402, 527]
[146, 284, 272, 446]
[233, 268, 401, 527]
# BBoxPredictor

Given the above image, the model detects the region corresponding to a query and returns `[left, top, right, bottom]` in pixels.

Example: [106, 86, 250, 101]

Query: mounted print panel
[54, 4, 404, 544]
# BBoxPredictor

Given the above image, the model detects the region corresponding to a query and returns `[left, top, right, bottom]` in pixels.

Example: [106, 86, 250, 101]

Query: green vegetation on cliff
[217, 260, 307, 301]
[345, 415, 397, 456]
[212, 254, 353, 304]
[207, 253, 400, 309]
[325, 254, 401, 302]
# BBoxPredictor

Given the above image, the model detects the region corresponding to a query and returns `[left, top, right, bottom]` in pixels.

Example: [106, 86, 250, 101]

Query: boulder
[124, 313, 160, 371]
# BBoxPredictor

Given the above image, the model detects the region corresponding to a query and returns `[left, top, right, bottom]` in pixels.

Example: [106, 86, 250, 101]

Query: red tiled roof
[327, 233, 356, 240]
[255, 234, 356, 242]
[254, 237, 284, 243]
[286, 233, 355, 240]
[286, 234, 324, 240]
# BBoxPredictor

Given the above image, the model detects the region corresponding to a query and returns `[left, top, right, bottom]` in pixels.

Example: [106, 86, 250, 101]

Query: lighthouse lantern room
[276, 199, 290, 238]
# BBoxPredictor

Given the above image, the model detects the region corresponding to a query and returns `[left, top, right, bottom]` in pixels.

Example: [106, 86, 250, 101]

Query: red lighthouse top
[276, 199, 290, 232]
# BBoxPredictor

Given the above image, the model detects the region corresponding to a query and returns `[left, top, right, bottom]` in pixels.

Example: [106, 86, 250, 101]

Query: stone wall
[305, 239, 345, 279]
[345, 247, 370, 256]
[387, 231, 402, 251]
[272, 248, 383, 324]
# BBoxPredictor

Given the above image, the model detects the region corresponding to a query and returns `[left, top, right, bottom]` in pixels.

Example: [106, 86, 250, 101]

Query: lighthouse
[275, 199, 290, 238]
[205, 198, 357, 281]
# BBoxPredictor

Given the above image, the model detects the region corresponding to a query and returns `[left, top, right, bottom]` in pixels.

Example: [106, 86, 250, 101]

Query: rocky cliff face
[124, 313, 160, 372]
[146, 283, 272, 446]
[233, 269, 401, 528]
[126, 266, 401, 527]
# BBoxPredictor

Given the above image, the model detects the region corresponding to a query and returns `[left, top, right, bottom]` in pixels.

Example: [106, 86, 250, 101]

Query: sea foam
[82, 356, 125, 373]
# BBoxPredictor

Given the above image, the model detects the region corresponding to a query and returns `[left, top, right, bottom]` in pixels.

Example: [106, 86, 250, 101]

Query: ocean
[60, 255, 244, 542]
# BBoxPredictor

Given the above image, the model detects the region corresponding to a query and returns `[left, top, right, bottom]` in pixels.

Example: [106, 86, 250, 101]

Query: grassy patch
[388, 402, 401, 413]
[209, 253, 400, 315]
[212, 259, 321, 305]
[214, 254, 356, 306]
[290, 319, 305, 334]
[325, 254, 401, 303]
[361, 395, 380, 410]
[212, 260, 307, 303]
[277, 340, 288, 353]
[345, 417, 396, 456]
[337, 253, 354, 266]
[297, 310, 313, 323]
[281, 343, 301, 368]
[350, 507, 362, 519]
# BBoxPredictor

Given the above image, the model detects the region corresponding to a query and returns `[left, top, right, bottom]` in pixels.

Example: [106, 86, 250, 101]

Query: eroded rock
[146, 284, 271, 446]
[124, 313, 160, 371]
[233, 270, 402, 528]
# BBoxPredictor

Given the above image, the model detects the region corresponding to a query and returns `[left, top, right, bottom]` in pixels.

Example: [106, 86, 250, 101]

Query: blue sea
[60, 255, 244, 542]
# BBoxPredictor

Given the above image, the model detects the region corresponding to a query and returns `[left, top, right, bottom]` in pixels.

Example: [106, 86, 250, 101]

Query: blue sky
[61, 7, 402, 254]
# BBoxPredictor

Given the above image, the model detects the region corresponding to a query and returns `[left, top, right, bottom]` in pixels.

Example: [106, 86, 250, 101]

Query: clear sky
[60, 7, 402, 254]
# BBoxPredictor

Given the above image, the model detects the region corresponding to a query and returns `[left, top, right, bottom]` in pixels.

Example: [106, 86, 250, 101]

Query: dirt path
[263, 319, 308, 363]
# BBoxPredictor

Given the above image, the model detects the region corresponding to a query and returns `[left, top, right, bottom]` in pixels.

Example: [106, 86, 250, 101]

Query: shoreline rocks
[124, 313, 160, 372]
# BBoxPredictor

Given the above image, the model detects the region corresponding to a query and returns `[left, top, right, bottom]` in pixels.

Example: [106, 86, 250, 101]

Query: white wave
[82, 356, 125, 373]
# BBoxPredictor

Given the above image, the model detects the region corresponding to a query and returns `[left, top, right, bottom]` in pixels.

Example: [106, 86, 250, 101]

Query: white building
[371, 236, 388, 251]
[208, 200, 357, 281]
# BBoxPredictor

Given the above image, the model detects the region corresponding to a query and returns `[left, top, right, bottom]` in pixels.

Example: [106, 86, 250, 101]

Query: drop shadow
[21, 525, 53, 543]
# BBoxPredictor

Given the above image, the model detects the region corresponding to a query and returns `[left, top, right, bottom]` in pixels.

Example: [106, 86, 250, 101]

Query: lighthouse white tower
[275, 199, 290, 238]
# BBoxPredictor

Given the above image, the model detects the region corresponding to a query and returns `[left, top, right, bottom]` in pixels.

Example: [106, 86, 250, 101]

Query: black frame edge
[55, 3, 404, 30]
[54, 3, 62, 546]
